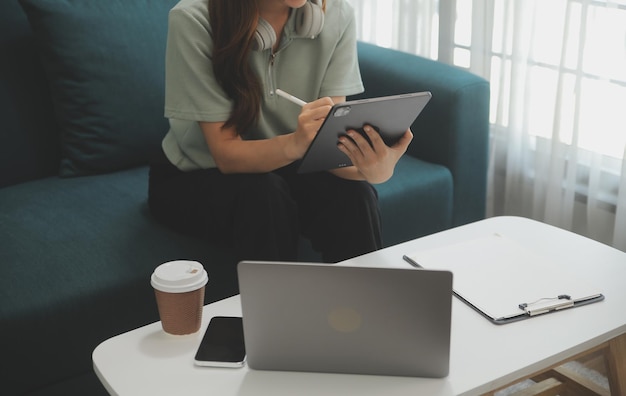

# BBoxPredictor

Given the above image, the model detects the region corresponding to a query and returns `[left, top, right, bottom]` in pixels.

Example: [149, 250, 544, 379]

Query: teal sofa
[0, 1, 489, 394]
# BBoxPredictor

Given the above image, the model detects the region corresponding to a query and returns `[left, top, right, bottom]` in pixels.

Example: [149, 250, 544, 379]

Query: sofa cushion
[23, 372, 108, 396]
[0, 166, 239, 394]
[375, 155, 453, 245]
[19, 0, 178, 177]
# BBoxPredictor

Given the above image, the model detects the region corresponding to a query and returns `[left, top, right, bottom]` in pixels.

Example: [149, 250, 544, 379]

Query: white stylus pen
[275, 89, 307, 107]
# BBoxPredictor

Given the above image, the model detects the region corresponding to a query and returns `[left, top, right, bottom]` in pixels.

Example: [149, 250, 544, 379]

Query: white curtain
[348, 0, 626, 252]
[350, 0, 439, 59]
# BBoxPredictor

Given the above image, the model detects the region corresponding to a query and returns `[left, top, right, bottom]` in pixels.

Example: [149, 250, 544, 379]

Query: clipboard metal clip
[518, 294, 574, 316]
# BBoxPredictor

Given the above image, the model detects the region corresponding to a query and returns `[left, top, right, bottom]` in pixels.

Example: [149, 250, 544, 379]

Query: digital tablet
[297, 91, 431, 173]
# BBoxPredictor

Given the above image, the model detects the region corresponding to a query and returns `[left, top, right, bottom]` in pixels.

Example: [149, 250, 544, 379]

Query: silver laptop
[237, 261, 453, 378]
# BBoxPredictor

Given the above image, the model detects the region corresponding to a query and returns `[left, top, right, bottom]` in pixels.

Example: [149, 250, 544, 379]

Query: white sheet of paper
[406, 234, 602, 321]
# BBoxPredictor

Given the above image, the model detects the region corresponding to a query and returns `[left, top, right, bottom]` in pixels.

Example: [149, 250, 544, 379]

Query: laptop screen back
[237, 261, 453, 378]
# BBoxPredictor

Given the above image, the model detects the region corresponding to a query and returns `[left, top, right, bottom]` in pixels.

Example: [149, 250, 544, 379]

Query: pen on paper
[402, 255, 423, 268]
[276, 89, 307, 107]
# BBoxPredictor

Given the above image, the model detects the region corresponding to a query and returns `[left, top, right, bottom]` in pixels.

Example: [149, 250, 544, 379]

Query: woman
[148, 0, 413, 263]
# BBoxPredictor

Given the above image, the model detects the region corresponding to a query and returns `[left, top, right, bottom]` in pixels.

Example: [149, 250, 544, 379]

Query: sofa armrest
[353, 42, 490, 227]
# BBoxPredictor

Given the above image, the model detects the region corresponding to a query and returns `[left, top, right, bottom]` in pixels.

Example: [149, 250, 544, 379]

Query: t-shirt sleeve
[164, 7, 233, 122]
[318, 2, 364, 98]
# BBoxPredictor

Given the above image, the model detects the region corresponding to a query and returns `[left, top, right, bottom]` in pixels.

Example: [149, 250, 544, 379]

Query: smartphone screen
[194, 316, 246, 367]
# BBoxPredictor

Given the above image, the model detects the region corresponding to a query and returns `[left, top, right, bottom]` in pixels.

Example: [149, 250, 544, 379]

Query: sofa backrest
[0, 1, 60, 188]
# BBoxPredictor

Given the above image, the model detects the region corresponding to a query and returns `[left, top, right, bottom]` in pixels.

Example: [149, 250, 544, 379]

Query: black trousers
[148, 154, 382, 263]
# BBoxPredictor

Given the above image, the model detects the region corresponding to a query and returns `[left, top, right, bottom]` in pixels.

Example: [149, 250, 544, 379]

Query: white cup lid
[151, 260, 208, 293]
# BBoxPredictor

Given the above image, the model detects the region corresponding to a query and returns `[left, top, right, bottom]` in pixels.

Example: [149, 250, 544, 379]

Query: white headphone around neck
[253, 0, 324, 51]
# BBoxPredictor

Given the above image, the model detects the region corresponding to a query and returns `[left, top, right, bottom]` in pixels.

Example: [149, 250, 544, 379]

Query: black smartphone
[194, 316, 246, 368]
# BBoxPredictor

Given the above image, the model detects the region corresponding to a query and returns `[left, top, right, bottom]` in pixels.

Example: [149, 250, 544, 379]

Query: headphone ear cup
[295, 1, 324, 38]
[253, 18, 277, 51]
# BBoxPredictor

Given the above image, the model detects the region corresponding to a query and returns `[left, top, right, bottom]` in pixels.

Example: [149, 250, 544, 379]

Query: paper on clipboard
[403, 234, 604, 324]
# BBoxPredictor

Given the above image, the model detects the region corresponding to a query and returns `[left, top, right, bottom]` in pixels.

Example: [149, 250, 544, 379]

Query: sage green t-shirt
[162, 0, 364, 170]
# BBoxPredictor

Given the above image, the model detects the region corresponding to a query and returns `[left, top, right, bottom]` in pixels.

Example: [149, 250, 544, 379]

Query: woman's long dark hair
[209, 1, 261, 135]
[208, 0, 325, 135]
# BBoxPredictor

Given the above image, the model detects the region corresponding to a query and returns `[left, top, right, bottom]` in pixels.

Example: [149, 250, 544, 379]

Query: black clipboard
[297, 92, 431, 173]
[403, 234, 605, 325]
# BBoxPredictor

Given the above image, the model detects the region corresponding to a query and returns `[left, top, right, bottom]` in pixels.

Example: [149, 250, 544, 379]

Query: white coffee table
[93, 216, 626, 395]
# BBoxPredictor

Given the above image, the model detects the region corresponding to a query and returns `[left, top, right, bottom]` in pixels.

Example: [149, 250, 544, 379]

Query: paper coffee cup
[151, 260, 208, 335]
